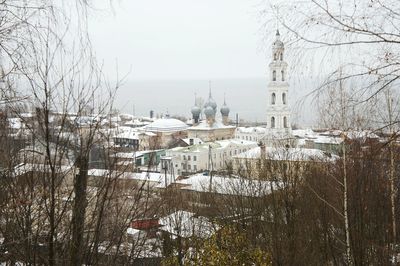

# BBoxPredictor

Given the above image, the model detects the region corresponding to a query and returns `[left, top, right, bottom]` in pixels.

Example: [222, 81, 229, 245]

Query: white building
[235, 127, 267, 143]
[265, 30, 292, 136]
[165, 139, 257, 176]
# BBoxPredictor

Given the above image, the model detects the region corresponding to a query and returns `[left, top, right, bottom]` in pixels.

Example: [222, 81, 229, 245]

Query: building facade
[166, 139, 257, 176]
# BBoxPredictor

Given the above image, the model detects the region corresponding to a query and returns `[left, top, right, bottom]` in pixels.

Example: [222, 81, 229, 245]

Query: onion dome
[220, 104, 230, 117]
[191, 105, 201, 117]
[204, 97, 217, 111]
[204, 105, 215, 118]
[220, 96, 230, 116]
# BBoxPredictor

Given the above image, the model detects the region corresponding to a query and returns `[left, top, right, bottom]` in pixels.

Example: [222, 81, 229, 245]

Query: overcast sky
[88, 0, 270, 80]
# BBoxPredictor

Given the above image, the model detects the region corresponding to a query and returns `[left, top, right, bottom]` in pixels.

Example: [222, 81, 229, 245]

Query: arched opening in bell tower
[271, 93, 276, 105]
[283, 116, 288, 128]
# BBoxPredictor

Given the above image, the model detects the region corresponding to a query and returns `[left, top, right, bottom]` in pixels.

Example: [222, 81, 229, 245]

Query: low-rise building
[235, 127, 267, 143]
[165, 139, 258, 176]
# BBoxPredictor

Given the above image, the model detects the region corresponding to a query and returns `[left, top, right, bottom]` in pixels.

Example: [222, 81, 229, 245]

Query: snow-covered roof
[13, 163, 73, 177]
[236, 127, 267, 134]
[188, 120, 235, 131]
[169, 139, 257, 154]
[88, 169, 174, 188]
[174, 174, 277, 197]
[113, 152, 135, 159]
[124, 119, 150, 127]
[292, 128, 317, 138]
[7, 117, 23, 129]
[126, 227, 141, 236]
[235, 146, 337, 162]
[145, 118, 189, 133]
[74, 116, 96, 127]
[345, 130, 379, 140]
[159, 210, 215, 238]
[20, 112, 35, 118]
[313, 136, 343, 145]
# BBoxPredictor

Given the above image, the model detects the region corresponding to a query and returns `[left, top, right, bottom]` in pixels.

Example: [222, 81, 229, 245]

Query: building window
[194, 165, 197, 171]
[284, 116, 288, 128]
[193, 156, 197, 161]
[273, 70, 276, 81]
[189, 138, 194, 145]
[188, 165, 191, 170]
[280, 53, 283, 61]
[271, 116, 275, 128]
[282, 93, 286, 105]
[281, 70, 285, 81]
[188, 155, 191, 161]
[183, 155, 186, 160]
[274, 53, 278, 60]
[271, 93, 276, 105]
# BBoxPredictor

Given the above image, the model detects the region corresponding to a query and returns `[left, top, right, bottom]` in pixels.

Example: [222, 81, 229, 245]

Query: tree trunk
[70, 157, 89, 266]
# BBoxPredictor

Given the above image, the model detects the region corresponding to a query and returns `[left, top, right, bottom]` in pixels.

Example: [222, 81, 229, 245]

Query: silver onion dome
[204, 105, 215, 118]
[220, 104, 230, 116]
[191, 105, 201, 117]
[204, 98, 217, 111]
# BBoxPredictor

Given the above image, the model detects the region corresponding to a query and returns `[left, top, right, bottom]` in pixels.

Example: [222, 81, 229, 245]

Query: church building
[187, 89, 235, 142]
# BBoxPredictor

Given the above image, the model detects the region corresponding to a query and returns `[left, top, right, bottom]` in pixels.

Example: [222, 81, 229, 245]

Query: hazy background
[87, 0, 315, 125]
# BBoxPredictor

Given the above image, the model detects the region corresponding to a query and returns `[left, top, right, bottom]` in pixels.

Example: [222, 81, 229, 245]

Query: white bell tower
[266, 30, 291, 136]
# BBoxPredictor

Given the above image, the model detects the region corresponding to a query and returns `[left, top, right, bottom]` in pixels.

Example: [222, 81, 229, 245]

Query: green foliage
[191, 225, 271, 265]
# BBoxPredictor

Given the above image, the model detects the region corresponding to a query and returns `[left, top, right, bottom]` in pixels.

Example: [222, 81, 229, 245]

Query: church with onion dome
[187, 89, 236, 142]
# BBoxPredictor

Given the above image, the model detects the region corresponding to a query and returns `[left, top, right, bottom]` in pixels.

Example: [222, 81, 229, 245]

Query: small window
[188, 155, 191, 161]
[183, 155, 186, 160]
[193, 156, 197, 161]
[274, 53, 278, 60]
[188, 165, 191, 170]
[194, 165, 197, 171]
[271, 117, 275, 128]
[280, 53, 283, 61]
[282, 93, 286, 105]
[284, 117, 288, 128]
[273, 70, 276, 81]
[281, 70, 285, 81]
[271, 93, 276, 105]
